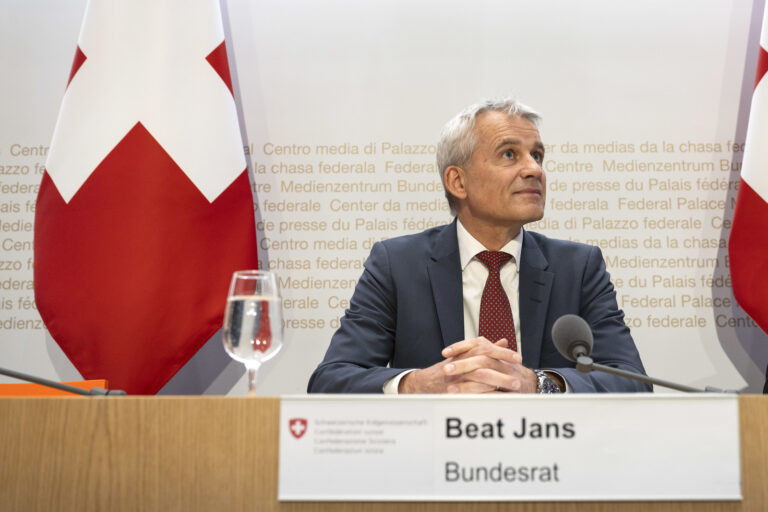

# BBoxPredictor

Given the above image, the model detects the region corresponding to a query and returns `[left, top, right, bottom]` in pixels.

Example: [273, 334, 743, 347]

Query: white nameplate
[279, 394, 740, 501]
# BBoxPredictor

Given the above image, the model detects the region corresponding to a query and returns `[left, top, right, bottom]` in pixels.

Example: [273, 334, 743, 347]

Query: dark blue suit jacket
[308, 220, 650, 393]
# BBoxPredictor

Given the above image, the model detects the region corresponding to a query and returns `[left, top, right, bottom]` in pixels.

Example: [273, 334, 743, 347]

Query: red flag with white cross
[730, 4, 768, 333]
[34, 0, 258, 394]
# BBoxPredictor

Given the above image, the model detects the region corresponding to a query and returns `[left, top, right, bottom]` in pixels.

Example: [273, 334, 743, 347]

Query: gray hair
[436, 98, 541, 214]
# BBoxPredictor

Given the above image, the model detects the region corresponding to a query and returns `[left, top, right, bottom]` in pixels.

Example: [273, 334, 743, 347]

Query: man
[308, 98, 650, 394]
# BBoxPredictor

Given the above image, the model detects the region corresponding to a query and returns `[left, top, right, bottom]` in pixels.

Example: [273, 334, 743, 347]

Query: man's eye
[533, 152, 544, 163]
[503, 150, 515, 159]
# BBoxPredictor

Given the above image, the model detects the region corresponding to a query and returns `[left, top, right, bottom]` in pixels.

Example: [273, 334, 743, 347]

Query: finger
[464, 368, 525, 393]
[450, 342, 523, 366]
[494, 337, 518, 350]
[443, 354, 513, 377]
[494, 338, 523, 357]
[490, 339, 523, 363]
[446, 379, 497, 394]
[441, 337, 491, 358]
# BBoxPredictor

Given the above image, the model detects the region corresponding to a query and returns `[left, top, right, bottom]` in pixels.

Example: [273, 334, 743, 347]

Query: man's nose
[520, 155, 543, 178]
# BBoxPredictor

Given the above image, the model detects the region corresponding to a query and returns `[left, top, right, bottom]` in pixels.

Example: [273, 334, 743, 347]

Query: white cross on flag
[34, 0, 258, 394]
[730, 4, 768, 333]
[289, 418, 308, 439]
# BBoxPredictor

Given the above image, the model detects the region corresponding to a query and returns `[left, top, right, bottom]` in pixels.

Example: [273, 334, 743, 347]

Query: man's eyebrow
[493, 138, 523, 152]
[494, 138, 545, 153]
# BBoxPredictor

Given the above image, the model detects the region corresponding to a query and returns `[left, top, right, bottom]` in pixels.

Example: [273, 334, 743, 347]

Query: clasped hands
[398, 337, 538, 394]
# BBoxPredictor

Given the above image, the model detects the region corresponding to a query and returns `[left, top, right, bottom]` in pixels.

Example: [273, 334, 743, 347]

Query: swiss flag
[730, 5, 768, 333]
[34, 0, 258, 394]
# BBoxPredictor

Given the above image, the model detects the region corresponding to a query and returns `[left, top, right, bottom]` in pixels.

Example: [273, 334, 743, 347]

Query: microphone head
[551, 314, 594, 362]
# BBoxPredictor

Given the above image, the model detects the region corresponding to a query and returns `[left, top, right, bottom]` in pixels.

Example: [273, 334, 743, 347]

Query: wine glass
[222, 270, 284, 395]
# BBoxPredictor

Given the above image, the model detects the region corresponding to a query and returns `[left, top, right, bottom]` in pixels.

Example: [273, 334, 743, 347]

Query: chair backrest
[0, 379, 109, 397]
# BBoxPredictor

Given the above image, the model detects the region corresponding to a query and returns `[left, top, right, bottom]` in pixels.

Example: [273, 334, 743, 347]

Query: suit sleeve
[549, 246, 652, 393]
[307, 241, 404, 393]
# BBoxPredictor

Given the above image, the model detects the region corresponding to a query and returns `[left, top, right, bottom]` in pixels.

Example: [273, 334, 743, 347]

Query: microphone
[0, 366, 127, 396]
[552, 314, 593, 361]
[551, 315, 731, 393]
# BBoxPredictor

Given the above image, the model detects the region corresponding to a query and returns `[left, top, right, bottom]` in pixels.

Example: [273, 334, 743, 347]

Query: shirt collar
[456, 219, 524, 271]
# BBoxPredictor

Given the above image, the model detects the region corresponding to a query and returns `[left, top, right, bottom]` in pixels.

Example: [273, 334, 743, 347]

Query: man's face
[458, 111, 546, 230]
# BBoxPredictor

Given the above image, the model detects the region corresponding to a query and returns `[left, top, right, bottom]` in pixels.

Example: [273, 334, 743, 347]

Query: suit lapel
[427, 220, 464, 347]
[519, 231, 554, 367]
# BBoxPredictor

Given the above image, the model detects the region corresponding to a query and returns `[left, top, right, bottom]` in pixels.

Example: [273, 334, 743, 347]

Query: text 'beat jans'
[442, 416, 574, 484]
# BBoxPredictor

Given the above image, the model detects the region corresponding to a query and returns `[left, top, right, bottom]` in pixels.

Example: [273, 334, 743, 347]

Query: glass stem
[246, 362, 262, 396]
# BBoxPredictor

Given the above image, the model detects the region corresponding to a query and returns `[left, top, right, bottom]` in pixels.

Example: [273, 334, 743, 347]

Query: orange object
[0, 379, 109, 397]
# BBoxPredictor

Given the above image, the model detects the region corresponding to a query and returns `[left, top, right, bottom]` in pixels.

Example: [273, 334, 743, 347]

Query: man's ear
[443, 165, 467, 200]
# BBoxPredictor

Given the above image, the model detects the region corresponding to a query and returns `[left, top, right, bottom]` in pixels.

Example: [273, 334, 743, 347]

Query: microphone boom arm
[0, 366, 126, 396]
[575, 356, 724, 393]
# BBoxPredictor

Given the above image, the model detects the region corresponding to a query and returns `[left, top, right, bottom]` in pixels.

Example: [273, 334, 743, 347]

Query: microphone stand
[0, 366, 126, 396]
[575, 356, 731, 393]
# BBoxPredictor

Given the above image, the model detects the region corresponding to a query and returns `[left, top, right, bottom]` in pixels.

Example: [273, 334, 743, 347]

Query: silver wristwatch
[534, 369, 562, 394]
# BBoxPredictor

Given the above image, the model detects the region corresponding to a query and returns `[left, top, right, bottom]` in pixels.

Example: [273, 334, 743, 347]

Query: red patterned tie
[476, 251, 517, 351]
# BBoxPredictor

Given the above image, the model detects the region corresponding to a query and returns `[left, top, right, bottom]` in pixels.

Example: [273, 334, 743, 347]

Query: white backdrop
[1, 0, 766, 394]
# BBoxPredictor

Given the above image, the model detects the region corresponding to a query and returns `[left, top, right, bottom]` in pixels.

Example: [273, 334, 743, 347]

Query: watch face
[536, 370, 561, 394]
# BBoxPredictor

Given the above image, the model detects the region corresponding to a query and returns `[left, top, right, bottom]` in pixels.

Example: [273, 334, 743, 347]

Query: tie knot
[475, 251, 513, 272]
